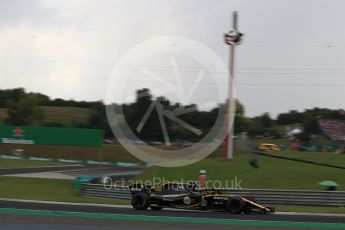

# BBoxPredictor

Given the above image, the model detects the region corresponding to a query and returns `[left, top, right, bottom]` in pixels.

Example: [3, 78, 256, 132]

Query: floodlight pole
[225, 43, 235, 160]
[224, 11, 243, 160]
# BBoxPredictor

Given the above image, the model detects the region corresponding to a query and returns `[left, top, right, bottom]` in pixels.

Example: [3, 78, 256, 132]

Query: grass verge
[136, 153, 345, 190]
[0, 176, 129, 205]
[0, 159, 68, 169]
[0, 144, 141, 163]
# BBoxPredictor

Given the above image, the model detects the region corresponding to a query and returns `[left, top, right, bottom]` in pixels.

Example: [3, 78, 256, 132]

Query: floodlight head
[224, 31, 242, 44]
[224, 11, 243, 45]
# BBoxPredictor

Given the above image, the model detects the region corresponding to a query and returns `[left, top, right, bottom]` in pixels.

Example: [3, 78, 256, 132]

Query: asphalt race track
[0, 217, 304, 230]
[0, 200, 344, 227]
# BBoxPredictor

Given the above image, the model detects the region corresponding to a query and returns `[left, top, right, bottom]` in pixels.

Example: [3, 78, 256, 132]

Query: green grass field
[0, 143, 234, 163]
[1, 137, 344, 190]
[0, 109, 7, 123]
[0, 144, 142, 163]
[41, 106, 89, 125]
[136, 152, 345, 190]
[0, 106, 89, 126]
[0, 177, 129, 205]
[274, 151, 345, 167]
[0, 159, 67, 169]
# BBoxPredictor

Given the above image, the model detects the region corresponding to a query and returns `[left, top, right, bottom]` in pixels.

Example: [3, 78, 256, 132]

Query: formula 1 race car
[129, 182, 275, 214]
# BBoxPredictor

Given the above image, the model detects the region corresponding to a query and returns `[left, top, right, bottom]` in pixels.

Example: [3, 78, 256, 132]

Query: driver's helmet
[199, 170, 206, 174]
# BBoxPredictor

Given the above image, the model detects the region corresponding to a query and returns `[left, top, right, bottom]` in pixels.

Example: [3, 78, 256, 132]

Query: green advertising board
[0, 125, 103, 147]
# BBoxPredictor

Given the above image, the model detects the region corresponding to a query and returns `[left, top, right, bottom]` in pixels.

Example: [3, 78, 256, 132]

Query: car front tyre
[131, 192, 150, 210]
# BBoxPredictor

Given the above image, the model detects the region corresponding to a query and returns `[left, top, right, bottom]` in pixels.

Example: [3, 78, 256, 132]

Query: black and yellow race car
[129, 182, 275, 214]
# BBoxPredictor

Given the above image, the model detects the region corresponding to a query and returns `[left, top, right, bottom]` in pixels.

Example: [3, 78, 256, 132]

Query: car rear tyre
[131, 192, 150, 210]
[227, 197, 245, 214]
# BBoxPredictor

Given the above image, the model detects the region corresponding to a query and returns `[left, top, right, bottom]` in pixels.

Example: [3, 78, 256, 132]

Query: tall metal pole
[225, 44, 235, 159]
[224, 11, 243, 160]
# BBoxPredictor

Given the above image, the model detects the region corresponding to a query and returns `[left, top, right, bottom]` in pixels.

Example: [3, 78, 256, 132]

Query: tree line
[1, 88, 344, 142]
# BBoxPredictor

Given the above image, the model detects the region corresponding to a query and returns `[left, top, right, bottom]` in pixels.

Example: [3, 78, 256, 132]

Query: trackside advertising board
[0, 125, 102, 147]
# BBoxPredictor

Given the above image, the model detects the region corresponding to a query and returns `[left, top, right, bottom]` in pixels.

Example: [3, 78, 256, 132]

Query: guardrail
[81, 183, 131, 199]
[80, 183, 345, 207]
[216, 188, 345, 207]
